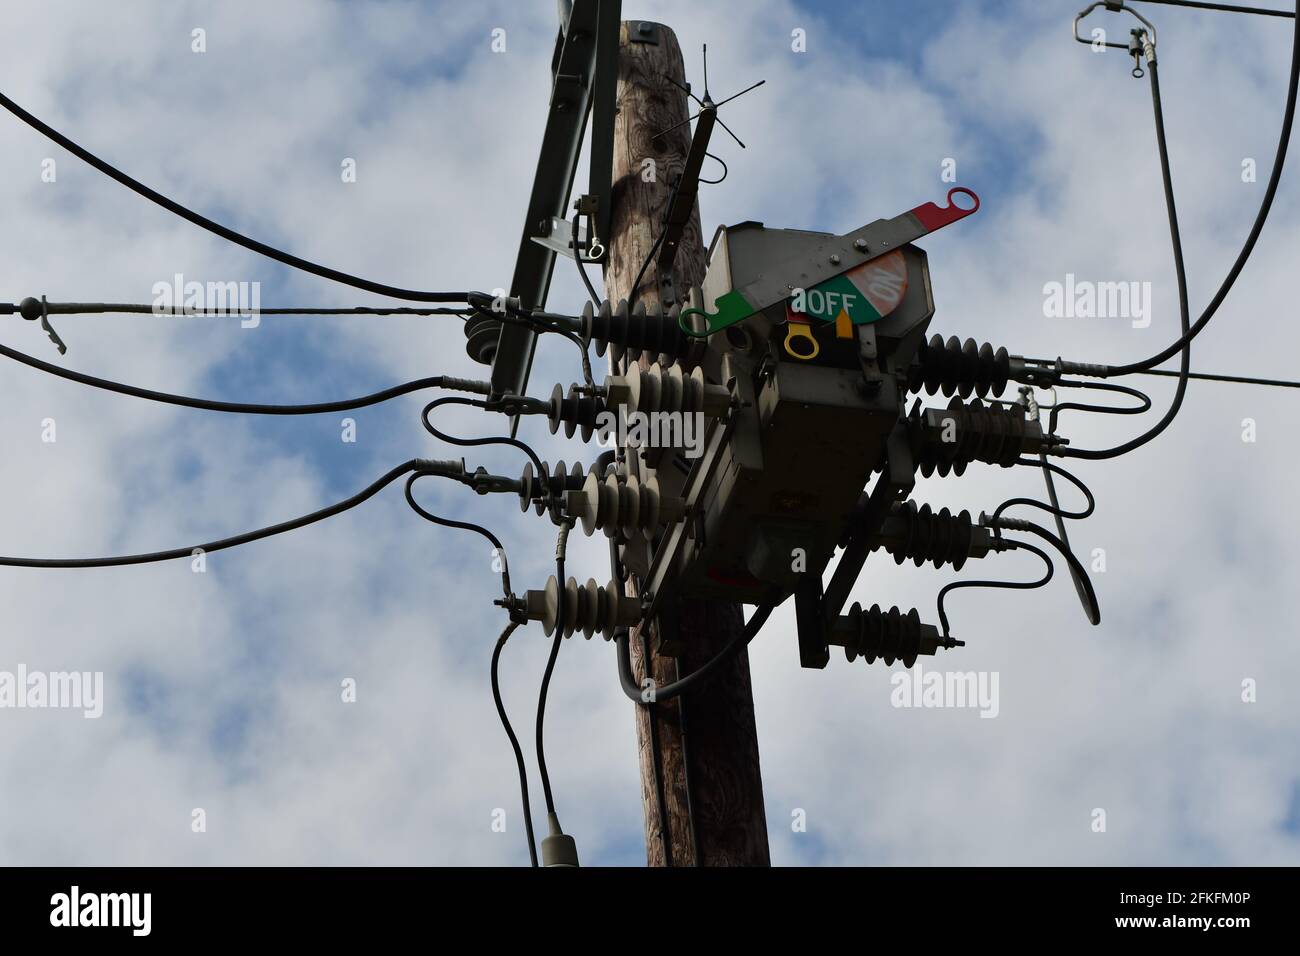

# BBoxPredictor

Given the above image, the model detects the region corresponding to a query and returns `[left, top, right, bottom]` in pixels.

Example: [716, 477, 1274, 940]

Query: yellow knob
[783, 321, 820, 360]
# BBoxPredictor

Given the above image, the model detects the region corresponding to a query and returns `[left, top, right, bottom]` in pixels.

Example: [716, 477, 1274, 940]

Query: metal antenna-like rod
[651, 46, 765, 148]
[713, 78, 766, 110]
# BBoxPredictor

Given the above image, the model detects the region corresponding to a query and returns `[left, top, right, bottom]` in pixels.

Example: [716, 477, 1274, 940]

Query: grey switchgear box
[665, 222, 937, 605]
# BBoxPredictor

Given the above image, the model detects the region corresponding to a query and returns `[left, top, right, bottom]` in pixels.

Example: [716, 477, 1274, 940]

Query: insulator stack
[875, 502, 984, 571]
[603, 361, 730, 419]
[547, 384, 608, 442]
[582, 298, 691, 367]
[564, 470, 686, 539]
[836, 603, 941, 668]
[518, 460, 598, 516]
[523, 575, 642, 639]
[912, 397, 1041, 478]
[908, 334, 1010, 399]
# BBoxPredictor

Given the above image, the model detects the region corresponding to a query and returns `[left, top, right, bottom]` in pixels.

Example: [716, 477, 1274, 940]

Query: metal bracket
[656, 104, 717, 275]
[573, 194, 605, 261]
[1073, 1, 1158, 51]
[642, 408, 738, 622]
[794, 575, 829, 669]
[26, 295, 68, 355]
[822, 423, 916, 624]
[531, 216, 583, 261]
[468, 0, 622, 423]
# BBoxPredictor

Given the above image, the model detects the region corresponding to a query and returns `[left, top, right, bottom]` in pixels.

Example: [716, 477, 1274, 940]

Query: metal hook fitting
[22, 295, 68, 354]
[1073, 1, 1158, 53]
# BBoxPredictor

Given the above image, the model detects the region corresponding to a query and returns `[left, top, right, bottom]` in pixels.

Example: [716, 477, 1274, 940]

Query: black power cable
[536, 522, 572, 822]
[491, 621, 539, 867]
[937, 539, 1054, 642]
[2, 296, 595, 392]
[997, 458, 1097, 522]
[0, 301, 474, 318]
[0, 91, 490, 307]
[403, 472, 536, 866]
[421, 396, 545, 475]
[1046, 379, 1152, 435]
[602, 479, 673, 866]
[1131, 366, 1300, 388]
[1137, 0, 1294, 17]
[0, 459, 432, 569]
[1060, 55, 1194, 459]
[1027, 361, 1300, 392]
[403, 472, 513, 598]
[626, 176, 684, 314]
[0, 339, 490, 414]
[467, 301, 593, 389]
[615, 602, 775, 704]
[1076, 2, 1298, 377]
[572, 214, 603, 308]
[988, 515, 1103, 626]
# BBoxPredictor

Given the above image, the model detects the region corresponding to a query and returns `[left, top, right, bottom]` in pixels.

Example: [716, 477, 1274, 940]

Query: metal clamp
[24, 295, 68, 355]
[1073, 1, 1157, 51]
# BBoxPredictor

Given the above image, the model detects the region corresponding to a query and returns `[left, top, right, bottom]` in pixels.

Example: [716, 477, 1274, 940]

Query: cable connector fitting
[494, 595, 530, 626]
[17, 295, 67, 354]
[468, 467, 523, 496]
[540, 812, 580, 867]
[413, 458, 467, 479]
[1129, 28, 1156, 78]
[438, 376, 494, 396]
[466, 291, 522, 314]
[981, 513, 1035, 534]
[1056, 358, 1112, 378]
[489, 393, 551, 417]
[518, 460, 597, 521]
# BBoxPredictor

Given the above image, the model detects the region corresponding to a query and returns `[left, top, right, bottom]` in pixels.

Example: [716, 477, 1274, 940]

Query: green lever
[677, 289, 755, 338]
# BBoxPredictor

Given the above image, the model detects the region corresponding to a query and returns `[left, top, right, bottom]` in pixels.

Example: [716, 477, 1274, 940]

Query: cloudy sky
[1, 0, 1297, 866]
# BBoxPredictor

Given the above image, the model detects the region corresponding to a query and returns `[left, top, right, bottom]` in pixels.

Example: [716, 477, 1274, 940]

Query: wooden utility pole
[603, 20, 770, 867]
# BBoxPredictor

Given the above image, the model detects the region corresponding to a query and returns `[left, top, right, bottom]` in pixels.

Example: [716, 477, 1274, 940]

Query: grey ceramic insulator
[564, 471, 685, 539]
[523, 575, 642, 639]
[603, 361, 730, 419]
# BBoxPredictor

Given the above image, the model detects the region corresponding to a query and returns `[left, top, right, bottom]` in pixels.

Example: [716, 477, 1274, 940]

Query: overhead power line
[1, 301, 474, 318]
[1026, 360, 1300, 391]
[0, 90, 490, 306]
[0, 339, 490, 414]
[0, 459, 441, 569]
[1136, 0, 1295, 17]
[1134, 367, 1300, 387]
